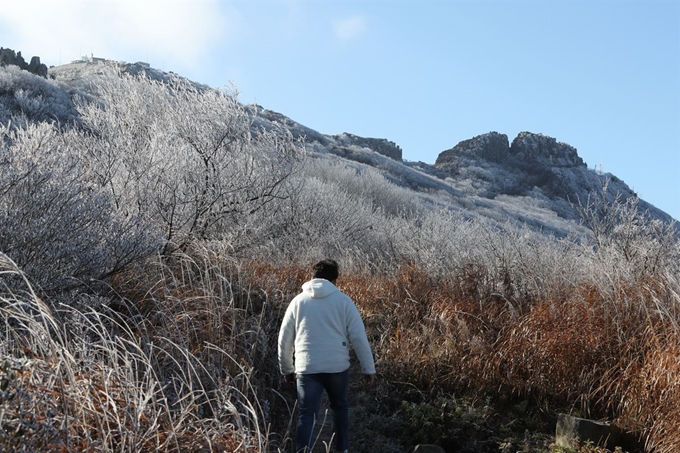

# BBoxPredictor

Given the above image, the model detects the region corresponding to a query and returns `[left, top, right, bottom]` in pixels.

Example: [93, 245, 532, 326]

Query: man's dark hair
[312, 259, 339, 282]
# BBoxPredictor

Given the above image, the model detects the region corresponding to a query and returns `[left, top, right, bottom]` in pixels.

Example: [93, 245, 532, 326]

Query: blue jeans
[296, 369, 349, 452]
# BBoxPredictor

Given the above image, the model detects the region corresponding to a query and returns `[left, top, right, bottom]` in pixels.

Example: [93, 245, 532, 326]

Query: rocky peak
[435, 131, 509, 166]
[431, 131, 599, 207]
[435, 131, 586, 170]
[510, 132, 585, 168]
[0, 47, 48, 78]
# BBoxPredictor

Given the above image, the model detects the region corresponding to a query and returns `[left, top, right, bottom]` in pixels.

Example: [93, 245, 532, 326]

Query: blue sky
[2, 0, 679, 220]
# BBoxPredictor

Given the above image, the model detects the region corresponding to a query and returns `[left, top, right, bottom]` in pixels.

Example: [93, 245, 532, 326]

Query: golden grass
[440, 276, 675, 451]
[236, 259, 679, 451]
[2, 249, 678, 452]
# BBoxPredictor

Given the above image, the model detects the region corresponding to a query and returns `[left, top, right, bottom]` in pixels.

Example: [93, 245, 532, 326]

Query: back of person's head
[312, 259, 339, 282]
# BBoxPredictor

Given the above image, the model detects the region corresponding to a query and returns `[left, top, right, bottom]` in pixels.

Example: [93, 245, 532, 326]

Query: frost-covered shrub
[0, 122, 161, 293]
[0, 65, 80, 126]
[302, 158, 423, 216]
[74, 68, 302, 253]
[262, 176, 382, 263]
[576, 179, 680, 280]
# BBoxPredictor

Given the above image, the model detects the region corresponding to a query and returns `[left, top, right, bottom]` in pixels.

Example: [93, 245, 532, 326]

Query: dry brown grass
[156, 252, 680, 452]
[236, 258, 680, 452]
[0, 251, 274, 452]
[2, 246, 678, 452]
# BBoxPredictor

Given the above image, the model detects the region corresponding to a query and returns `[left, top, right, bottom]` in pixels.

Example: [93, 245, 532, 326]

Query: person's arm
[346, 299, 376, 375]
[278, 303, 296, 376]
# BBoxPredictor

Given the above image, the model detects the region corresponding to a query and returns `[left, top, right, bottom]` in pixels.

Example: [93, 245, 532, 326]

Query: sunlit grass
[243, 257, 679, 452]
[1, 230, 678, 452]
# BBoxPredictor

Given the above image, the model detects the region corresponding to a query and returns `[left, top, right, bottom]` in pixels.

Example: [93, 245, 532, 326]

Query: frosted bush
[0, 65, 79, 126]
[264, 176, 378, 262]
[74, 67, 302, 253]
[302, 157, 423, 215]
[576, 179, 680, 281]
[0, 122, 161, 293]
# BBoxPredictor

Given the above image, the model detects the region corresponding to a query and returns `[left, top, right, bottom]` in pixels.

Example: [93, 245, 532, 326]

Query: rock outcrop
[510, 132, 585, 168]
[430, 131, 652, 221]
[332, 132, 403, 160]
[556, 414, 642, 452]
[0, 48, 48, 77]
[434, 132, 593, 210]
[435, 131, 510, 165]
[435, 131, 585, 169]
[252, 106, 403, 161]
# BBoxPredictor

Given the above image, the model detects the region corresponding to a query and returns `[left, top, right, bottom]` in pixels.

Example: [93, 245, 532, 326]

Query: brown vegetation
[1, 243, 679, 451]
[241, 258, 680, 452]
[2, 67, 678, 452]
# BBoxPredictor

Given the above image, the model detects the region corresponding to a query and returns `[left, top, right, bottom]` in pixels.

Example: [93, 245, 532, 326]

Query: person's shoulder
[337, 291, 357, 306]
[334, 288, 350, 298]
[287, 292, 306, 308]
[291, 291, 309, 303]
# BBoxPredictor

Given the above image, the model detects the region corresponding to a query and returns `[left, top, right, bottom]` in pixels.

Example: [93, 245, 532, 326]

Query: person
[278, 259, 376, 453]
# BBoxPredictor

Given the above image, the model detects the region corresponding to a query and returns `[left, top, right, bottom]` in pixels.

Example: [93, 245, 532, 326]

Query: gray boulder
[555, 414, 621, 450]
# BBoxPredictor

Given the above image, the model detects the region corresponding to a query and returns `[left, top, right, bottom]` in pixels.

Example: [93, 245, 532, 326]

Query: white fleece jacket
[278, 278, 376, 375]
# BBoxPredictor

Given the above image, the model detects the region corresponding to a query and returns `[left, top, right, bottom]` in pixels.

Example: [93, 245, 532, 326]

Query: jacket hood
[302, 278, 339, 299]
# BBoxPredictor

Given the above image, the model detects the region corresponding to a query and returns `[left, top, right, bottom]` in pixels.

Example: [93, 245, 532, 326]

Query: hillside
[38, 57, 677, 237]
[1, 54, 679, 453]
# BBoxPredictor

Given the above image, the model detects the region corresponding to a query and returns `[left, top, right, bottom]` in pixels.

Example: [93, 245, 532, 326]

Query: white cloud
[334, 14, 367, 41]
[0, 0, 237, 72]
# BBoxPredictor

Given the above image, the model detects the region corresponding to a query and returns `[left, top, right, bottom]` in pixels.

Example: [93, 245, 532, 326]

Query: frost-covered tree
[73, 67, 302, 253]
[0, 122, 160, 292]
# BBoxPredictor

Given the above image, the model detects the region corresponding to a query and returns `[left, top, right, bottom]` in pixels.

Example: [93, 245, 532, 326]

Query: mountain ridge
[2, 52, 676, 233]
[250, 97, 674, 228]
